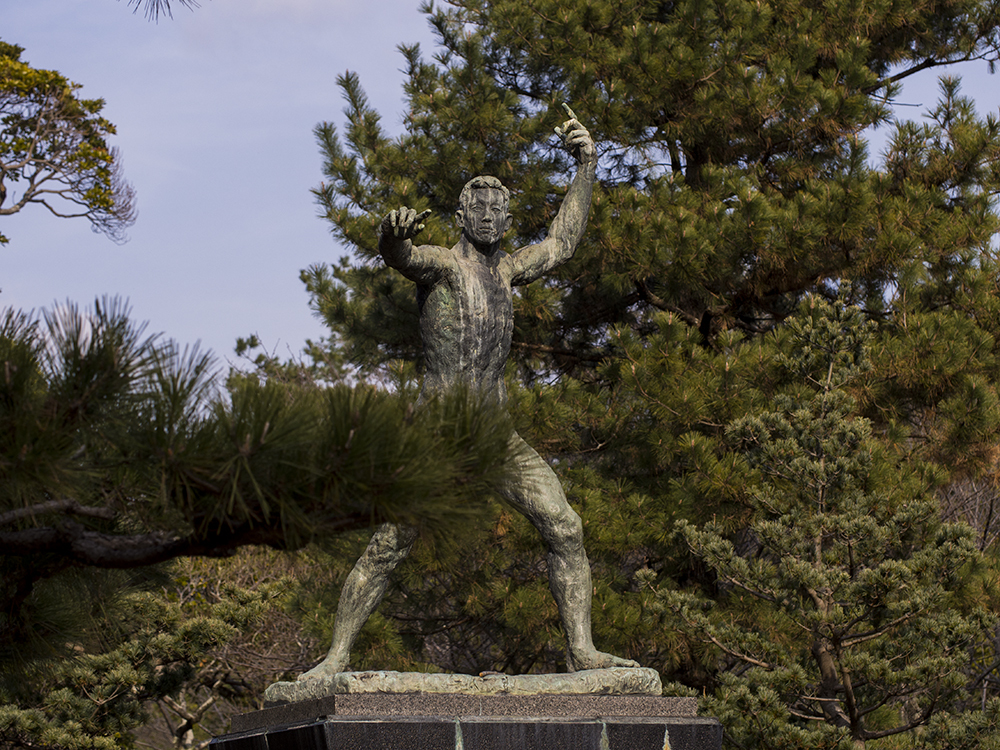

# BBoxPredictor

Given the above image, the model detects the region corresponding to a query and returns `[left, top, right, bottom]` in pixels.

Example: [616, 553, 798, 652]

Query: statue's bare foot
[568, 650, 640, 671]
[297, 656, 347, 681]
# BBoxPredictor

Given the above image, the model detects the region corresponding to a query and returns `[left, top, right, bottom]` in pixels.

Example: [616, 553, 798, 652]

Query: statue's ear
[455, 208, 465, 226]
[502, 213, 513, 234]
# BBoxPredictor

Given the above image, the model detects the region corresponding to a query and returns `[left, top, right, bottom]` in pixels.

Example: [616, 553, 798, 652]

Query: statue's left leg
[499, 433, 639, 671]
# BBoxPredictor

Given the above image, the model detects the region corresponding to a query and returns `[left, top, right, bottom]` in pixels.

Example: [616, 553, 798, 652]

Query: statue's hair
[458, 175, 510, 214]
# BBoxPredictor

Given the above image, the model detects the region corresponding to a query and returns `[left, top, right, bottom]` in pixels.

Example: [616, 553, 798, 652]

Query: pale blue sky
[3, 0, 437, 364]
[3, 1, 999, 365]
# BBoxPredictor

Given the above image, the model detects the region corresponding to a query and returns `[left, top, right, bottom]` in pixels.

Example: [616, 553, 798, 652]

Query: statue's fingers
[562, 120, 588, 142]
[397, 209, 412, 236]
[562, 102, 578, 121]
[412, 210, 429, 232]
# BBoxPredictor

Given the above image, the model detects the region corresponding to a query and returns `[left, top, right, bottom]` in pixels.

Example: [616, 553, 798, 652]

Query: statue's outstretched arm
[378, 207, 447, 283]
[508, 106, 597, 286]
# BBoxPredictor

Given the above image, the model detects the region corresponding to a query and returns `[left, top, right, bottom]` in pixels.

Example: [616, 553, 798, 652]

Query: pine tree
[0, 564, 282, 750]
[653, 297, 998, 749]
[0, 298, 515, 749]
[299, 0, 1000, 737]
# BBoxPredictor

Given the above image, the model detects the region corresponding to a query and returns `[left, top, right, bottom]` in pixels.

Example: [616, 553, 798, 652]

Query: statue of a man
[300, 108, 637, 679]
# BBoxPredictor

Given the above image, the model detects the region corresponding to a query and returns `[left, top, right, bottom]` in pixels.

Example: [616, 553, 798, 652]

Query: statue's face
[459, 188, 511, 247]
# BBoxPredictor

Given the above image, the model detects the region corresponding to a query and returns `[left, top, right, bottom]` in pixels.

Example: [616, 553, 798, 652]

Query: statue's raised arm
[378, 206, 447, 284]
[506, 105, 598, 286]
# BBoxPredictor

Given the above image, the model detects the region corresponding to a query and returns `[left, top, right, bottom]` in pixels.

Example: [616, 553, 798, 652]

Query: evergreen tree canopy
[308, 0, 1000, 376]
[300, 0, 1000, 745]
[0, 568, 281, 750]
[656, 298, 998, 748]
[0, 298, 513, 652]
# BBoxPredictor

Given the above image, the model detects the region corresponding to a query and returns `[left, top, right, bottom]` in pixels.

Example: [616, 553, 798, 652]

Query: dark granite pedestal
[210, 694, 722, 750]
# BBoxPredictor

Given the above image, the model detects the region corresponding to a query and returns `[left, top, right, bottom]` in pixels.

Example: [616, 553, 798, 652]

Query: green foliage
[653, 299, 998, 748]
[310, 0, 1000, 374]
[0, 40, 135, 244]
[0, 300, 510, 747]
[298, 0, 1000, 744]
[0, 297, 515, 673]
[131, 550, 325, 749]
[0, 564, 280, 750]
[0, 294, 520, 749]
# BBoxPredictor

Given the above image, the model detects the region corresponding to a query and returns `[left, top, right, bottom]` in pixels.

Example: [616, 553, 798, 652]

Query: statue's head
[457, 176, 512, 248]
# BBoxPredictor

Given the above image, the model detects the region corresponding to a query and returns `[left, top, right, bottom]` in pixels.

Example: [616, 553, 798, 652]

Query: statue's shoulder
[408, 242, 458, 271]
[417, 242, 456, 256]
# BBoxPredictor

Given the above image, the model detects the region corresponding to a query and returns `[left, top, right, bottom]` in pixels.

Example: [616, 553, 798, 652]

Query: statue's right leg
[297, 522, 418, 681]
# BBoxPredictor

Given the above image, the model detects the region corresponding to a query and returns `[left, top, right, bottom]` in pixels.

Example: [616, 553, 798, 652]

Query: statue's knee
[366, 547, 406, 570]
[363, 527, 416, 569]
[552, 507, 584, 549]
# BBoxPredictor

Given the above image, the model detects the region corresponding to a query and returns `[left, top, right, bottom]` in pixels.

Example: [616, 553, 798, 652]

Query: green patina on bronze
[299, 108, 638, 683]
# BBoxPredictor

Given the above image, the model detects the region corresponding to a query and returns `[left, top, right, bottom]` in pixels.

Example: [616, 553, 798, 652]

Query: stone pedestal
[263, 668, 664, 702]
[211, 691, 722, 750]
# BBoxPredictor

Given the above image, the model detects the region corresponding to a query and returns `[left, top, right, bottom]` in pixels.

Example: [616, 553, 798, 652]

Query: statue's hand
[554, 104, 596, 165]
[380, 207, 432, 242]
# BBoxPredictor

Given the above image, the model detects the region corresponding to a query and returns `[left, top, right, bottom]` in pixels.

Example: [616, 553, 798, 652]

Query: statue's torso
[418, 250, 513, 402]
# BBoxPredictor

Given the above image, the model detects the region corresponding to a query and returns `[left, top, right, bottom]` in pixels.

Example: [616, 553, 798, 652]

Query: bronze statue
[300, 108, 637, 680]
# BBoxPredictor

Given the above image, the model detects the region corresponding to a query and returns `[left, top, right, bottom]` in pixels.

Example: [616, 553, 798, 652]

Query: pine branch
[124, 0, 202, 21]
[0, 499, 117, 526]
[634, 278, 700, 328]
[0, 516, 373, 569]
[509, 340, 606, 363]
